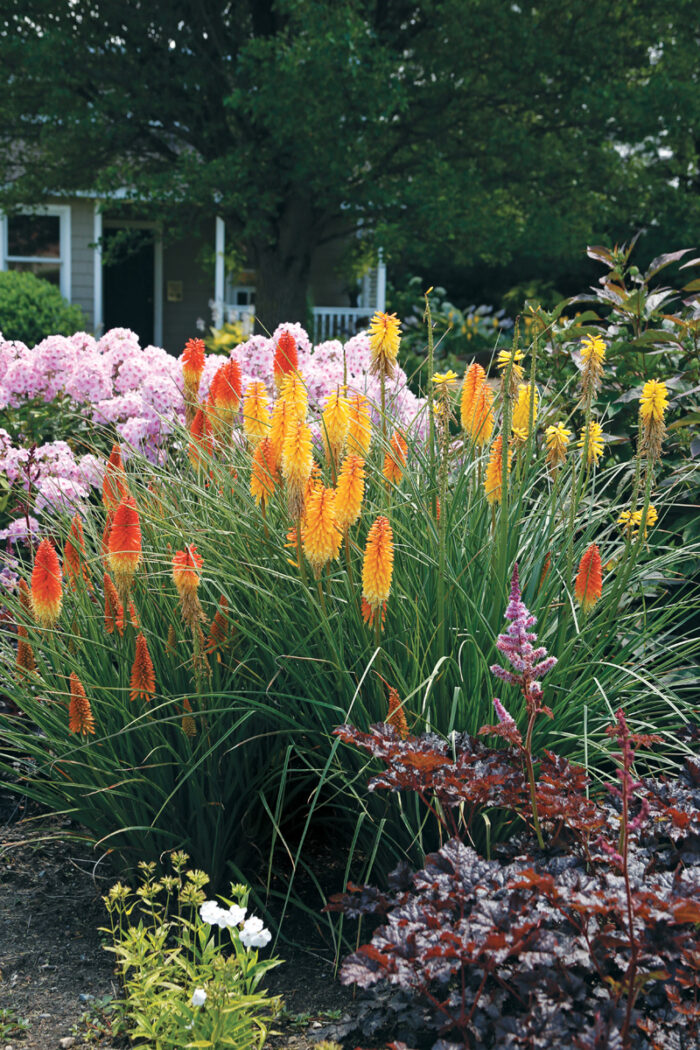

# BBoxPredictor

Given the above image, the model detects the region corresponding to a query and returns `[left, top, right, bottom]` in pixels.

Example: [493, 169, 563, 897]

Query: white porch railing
[217, 304, 374, 344]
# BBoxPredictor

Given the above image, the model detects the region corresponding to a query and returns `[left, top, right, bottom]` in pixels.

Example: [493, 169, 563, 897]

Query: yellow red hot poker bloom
[30, 538, 63, 627]
[511, 383, 539, 443]
[575, 543, 603, 613]
[578, 422, 605, 467]
[130, 632, 156, 703]
[496, 349, 524, 394]
[282, 416, 313, 519]
[579, 334, 606, 404]
[347, 392, 372, 455]
[302, 486, 342, 575]
[335, 454, 366, 532]
[362, 515, 394, 622]
[68, 672, 95, 736]
[484, 436, 511, 505]
[322, 389, 350, 462]
[545, 423, 572, 469]
[269, 397, 292, 470]
[107, 496, 142, 597]
[243, 380, 270, 446]
[639, 379, 668, 462]
[368, 311, 401, 381]
[278, 371, 308, 422]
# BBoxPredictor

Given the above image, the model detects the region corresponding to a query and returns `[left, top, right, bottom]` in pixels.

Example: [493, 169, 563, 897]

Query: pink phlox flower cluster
[491, 564, 557, 703]
[0, 516, 40, 544]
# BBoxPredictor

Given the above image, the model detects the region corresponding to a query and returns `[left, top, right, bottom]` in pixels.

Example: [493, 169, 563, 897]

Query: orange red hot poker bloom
[107, 496, 142, 595]
[68, 672, 95, 736]
[130, 632, 156, 703]
[273, 331, 299, 389]
[30, 538, 63, 626]
[575, 543, 603, 613]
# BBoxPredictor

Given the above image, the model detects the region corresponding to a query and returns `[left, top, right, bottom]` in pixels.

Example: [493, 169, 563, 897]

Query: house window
[226, 283, 256, 307]
[1, 206, 71, 299]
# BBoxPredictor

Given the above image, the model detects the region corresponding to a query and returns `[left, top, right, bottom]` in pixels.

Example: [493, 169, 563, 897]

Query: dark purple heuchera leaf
[332, 716, 700, 1049]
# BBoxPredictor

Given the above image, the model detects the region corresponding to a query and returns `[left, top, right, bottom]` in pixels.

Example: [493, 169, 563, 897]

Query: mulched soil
[0, 788, 354, 1050]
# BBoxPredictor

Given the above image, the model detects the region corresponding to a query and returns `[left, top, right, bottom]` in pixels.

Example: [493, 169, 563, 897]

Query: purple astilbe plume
[491, 564, 557, 710]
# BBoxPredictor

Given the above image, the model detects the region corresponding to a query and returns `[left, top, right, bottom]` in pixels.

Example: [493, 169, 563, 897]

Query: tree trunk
[250, 197, 316, 336]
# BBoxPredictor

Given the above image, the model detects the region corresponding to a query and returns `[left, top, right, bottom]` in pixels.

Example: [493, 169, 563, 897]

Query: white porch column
[376, 248, 387, 313]
[93, 203, 103, 336]
[214, 217, 225, 324]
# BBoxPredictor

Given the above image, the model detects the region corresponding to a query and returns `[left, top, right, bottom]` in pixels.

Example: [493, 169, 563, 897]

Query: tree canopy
[1, 0, 699, 330]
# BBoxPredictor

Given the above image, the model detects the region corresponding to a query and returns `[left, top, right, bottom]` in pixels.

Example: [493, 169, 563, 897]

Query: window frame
[0, 204, 72, 300]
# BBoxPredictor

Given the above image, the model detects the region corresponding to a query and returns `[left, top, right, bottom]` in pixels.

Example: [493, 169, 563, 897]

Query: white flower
[199, 900, 222, 925]
[191, 987, 207, 1007]
[223, 903, 247, 927]
[239, 915, 272, 949]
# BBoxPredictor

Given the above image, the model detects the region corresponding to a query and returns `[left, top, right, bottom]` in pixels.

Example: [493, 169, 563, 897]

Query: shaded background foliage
[0, 0, 699, 330]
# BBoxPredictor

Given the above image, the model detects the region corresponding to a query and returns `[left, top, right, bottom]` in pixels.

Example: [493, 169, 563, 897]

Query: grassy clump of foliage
[0, 306, 697, 910]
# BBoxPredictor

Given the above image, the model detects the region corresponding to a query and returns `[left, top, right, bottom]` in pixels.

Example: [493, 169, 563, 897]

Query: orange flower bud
[130, 632, 156, 703]
[68, 672, 95, 735]
[575, 543, 603, 613]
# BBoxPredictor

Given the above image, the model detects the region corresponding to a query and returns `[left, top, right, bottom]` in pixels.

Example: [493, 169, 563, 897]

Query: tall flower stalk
[490, 565, 557, 848]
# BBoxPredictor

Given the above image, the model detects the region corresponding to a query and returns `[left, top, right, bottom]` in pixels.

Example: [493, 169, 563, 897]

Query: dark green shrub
[0, 270, 87, 344]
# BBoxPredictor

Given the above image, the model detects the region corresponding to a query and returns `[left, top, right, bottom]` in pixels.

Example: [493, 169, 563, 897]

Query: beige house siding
[161, 227, 214, 354]
[69, 200, 95, 327]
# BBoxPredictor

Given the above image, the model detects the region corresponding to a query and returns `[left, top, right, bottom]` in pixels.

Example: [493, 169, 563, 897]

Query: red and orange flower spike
[386, 686, 409, 740]
[16, 579, 36, 675]
[173, 545, 205, 629]
[575, 543, 603, 613]
[188, 407, 214, 468]
[103, 573, 124, 637]
[362, 516, 394, 625]
[484, 435, 511, 505]
[205, 595, 230, 654]
[68, 672, 95, 736]
[335, 454, 365, 532]
[130, 632, 156, 703]
[172, 544, 203, 597]
[30, 538, 63, 627]
[182, 337, 206, 394]
[250, 437, 279, 508]
[210, 358, 242, 413]
[107, 496, 142, 599]
[273, 330, 299, 390]
[383, 431, 408, 486]
[102, 444, 129, 511]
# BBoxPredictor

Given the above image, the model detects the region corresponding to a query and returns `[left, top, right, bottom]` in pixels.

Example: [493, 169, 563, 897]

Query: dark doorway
[102, 227, 155, 345]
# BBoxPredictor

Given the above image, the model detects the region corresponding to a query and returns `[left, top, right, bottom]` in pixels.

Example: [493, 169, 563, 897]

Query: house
[0, 200, 386, 351]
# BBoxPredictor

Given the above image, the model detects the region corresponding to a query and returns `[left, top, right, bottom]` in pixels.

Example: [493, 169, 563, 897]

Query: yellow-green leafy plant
[102, 853, 281, 1050]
